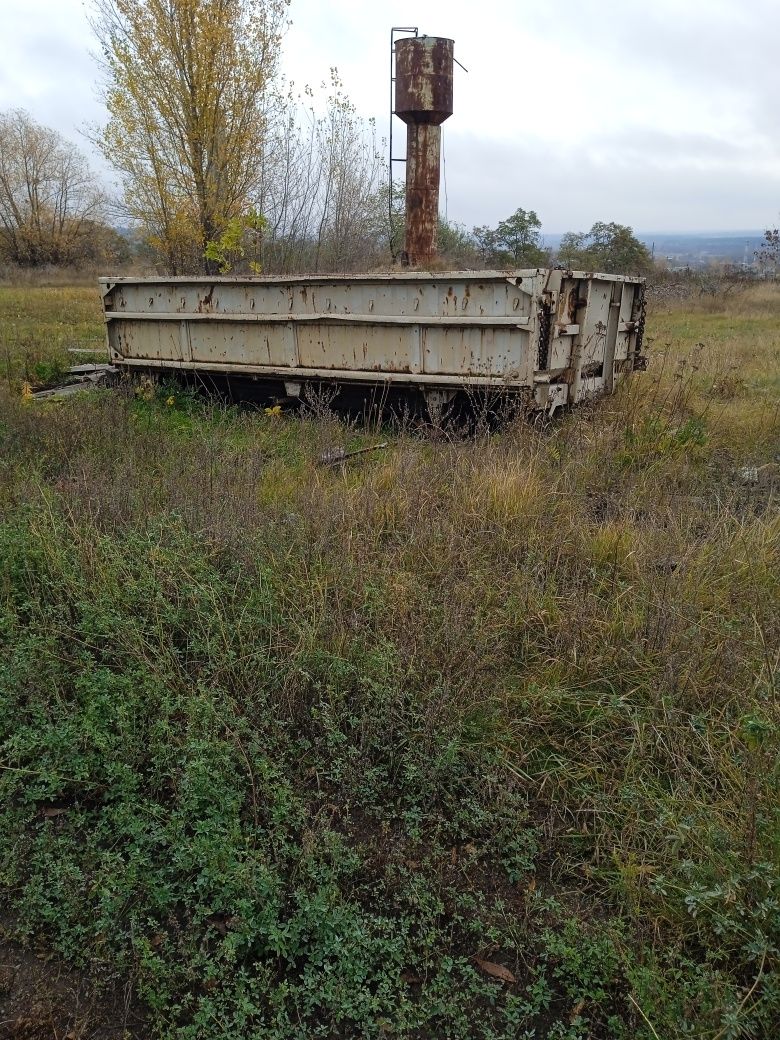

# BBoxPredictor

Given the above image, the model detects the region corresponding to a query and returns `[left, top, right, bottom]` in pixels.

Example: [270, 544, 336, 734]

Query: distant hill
[542, 230, 766, 269]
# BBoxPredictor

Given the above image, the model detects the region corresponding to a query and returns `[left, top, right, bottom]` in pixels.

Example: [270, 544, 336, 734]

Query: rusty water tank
[394, 36, 454, 267]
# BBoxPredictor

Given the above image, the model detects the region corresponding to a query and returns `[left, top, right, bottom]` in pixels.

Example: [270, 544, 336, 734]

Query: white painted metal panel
[100, 270, 645, 407]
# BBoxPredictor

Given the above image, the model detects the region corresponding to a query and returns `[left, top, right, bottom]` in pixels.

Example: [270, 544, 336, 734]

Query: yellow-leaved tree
[90, 0, 289, 273]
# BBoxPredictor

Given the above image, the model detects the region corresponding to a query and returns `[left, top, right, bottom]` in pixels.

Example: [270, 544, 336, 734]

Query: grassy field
[0, 282, 778, 1038]
[0, 284, 106, 389]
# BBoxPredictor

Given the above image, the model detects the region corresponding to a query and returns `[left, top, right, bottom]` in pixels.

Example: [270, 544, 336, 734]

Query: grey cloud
[585, 127, 775, 167]
[443, 132, 780, 232]
[3, 0, 778, 232]
[513, 0, 780, 144]
[0, 13, 103, 144]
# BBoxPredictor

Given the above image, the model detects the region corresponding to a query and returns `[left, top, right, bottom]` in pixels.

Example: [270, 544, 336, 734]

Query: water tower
[394, 36, 454, 267]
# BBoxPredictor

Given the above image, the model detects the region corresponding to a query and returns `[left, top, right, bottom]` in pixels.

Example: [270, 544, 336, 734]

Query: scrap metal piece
[317, 443, 389, 467]
[29, 364, 118, 400]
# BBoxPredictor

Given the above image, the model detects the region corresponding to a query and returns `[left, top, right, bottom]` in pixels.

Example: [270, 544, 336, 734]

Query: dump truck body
[100, 269, 645, 411]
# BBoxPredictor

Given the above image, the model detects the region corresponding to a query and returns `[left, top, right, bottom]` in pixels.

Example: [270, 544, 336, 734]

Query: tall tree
[0, 109, 106, 266]
[91, 0, 289, 273]
[472, 208, 546, 267]
[756, 226, 780, 275]
[558, 221, 653, 275]
[258, 74, 388, 274]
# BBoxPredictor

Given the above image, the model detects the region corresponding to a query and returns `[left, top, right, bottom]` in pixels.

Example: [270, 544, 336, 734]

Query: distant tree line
[0, 100, 658, 278]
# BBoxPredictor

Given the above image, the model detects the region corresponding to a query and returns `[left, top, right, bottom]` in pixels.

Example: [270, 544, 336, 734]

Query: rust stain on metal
[394, 36, 454, 123]
[566, 288, 579, 323]
[404, 122, 441, 267]
[198, 285, 215, 313]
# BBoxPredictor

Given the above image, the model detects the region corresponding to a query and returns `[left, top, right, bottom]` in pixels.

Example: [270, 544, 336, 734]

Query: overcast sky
[1, 0, 778, 233]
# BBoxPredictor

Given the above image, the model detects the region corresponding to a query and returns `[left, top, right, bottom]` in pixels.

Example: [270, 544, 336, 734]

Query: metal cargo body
[100, 269, 646, 411]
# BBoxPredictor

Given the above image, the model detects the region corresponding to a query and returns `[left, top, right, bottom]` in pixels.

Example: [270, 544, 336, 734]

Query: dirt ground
[0, 927, 146, 1040]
